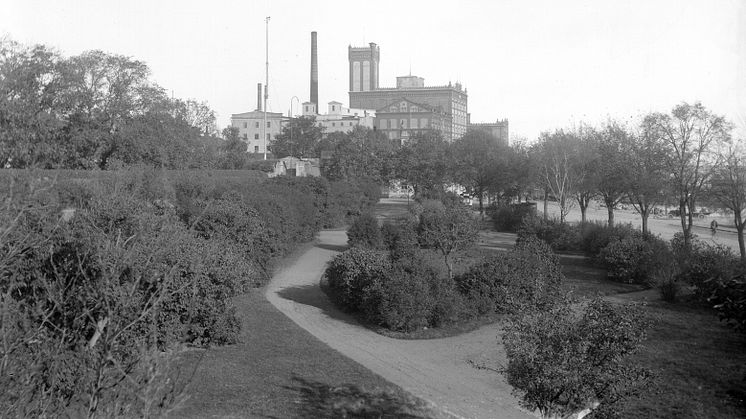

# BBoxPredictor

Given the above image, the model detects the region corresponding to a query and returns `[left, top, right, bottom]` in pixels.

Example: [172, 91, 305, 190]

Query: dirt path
[265, 229, 533, 419]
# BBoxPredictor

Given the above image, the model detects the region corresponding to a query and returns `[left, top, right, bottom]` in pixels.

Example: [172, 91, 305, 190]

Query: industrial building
[468, 119, 510, 146]
[302, 101, 376, 134]
[347, 43, 468, 141]
[230, 83, 285, 154]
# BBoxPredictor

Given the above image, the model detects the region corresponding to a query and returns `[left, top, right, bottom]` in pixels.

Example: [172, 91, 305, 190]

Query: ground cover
[168, 288, 443, 418]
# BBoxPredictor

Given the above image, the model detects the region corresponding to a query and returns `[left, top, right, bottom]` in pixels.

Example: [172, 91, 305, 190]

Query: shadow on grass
[316, 242, 348, 252]
[276, 284, 360, 326]
[285, 375, 436, 418]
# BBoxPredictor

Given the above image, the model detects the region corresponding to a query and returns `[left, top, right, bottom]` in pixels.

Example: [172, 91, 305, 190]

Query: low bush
[324, 247, 392, 313]
[455, 235, 564, 315]
[380, 219, 419, 261]
[490, 202, 537, 233]
[347, 213, 382, 248]
[578, 221, 638, 256]
[518, 216, 581, 252]
[672, 234, 740, 301]
[710, 275, 746, 333]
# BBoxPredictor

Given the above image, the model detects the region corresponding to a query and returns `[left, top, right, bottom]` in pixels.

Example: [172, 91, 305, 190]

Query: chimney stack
[256, 83, 262, 111]
[310, 31, 318, 109]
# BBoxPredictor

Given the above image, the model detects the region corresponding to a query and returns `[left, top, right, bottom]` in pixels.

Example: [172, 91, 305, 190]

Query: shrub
[347, 213, 382, 248]
[490, 202, 537, 233]
[455, 235, 564, 315]
[672, 234, 740, 301]
[324, 247, 392, 313]
[598, 233, 673, 284]
[380, 219, 419, 260]
[578, 221, 638, 256]
[502, 299, 654, 419]
[518, 216, 581, 252]
[710, 275, 746, 333]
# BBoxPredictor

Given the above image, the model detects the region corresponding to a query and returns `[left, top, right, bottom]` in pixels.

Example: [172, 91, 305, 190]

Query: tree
[271, 116, 324, 158]
[395, 131, 450, 197]
[597, 122, 632, 227]
[570, 126, 600, 224]
[0, 38, 65, 168]
[535, 130, 580, 223]
[644, 102, 732, 247]
[451, 130, 509, 215]
[503, 299, 654, 419]
[324, 126, 393, 183]
[417, 200, 478, 280]
[625, 121, 669, 235]
[709, 143, 746, 259]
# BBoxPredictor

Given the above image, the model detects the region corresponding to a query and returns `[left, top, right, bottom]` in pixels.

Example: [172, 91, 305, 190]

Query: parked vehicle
[668, 209, 707, 219]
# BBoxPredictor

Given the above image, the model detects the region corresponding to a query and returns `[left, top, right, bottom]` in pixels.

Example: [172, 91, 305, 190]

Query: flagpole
[263, 16, 270, 160]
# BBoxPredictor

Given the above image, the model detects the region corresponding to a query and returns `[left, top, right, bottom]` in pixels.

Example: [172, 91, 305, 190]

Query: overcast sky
[3, 0, 745, 140]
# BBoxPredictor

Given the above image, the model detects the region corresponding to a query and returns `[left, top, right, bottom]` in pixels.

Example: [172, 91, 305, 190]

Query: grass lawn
[168, 288, 446, 419]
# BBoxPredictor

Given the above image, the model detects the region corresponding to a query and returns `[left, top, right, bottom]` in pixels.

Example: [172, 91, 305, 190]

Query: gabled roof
[375, 97, 439, 113]
[328, 100, 343, 105]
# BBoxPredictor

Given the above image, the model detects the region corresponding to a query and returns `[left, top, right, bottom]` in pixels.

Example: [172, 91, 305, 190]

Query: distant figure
[710, 220, 718, 236]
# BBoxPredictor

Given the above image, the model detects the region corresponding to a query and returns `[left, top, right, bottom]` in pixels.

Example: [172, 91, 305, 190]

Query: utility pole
[263, 16, 270, 160]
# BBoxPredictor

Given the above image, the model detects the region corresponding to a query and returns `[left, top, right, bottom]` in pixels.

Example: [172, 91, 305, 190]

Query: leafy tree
[644, 102, 732, 247]
[625, 121, 669, 234]
[503, 298, 654, 419]
[271, 116, 324, 158]
[451, 130, 509, 215]
[709, 143, 746, 259]
[417, 200, 478, 279]
[324, 126, 393, 183]
[597, 122, 632, 227]
[570, 126, 600, 223]
[395, 131, 449, 197]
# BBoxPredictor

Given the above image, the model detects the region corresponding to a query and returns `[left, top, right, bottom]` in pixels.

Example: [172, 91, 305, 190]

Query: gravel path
[265, 229, 533, 419]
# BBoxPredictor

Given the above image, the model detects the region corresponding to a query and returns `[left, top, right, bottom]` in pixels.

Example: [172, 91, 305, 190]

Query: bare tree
[644, 102, 732, 247]
[709, 142, 746, 259]
[597, 122, 632, 227]
[625, 122, 669, 235]
[536, 130, 580, 223]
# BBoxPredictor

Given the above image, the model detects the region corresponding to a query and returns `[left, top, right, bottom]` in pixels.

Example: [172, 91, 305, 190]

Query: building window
[243, 134, 248, 140]
[254, 146, 259, 153]
[254, 134, 259, 140]
[410, 118, 418, 129]
[255, 122, 259, 128]
[243, 122, 247, 128]
[267, 122, 271, 128]
[399, 119, 407, 129]
[332, 122, 335, 127]
[267, 134, 270, 140]
[390, 119, 397, 130]
[421, 118, 428, 128]
[332, 105, 336, 111]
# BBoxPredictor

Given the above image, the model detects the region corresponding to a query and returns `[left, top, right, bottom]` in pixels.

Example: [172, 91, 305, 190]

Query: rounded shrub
[325, 247, 391, 312]
[347, 213, 382, 248]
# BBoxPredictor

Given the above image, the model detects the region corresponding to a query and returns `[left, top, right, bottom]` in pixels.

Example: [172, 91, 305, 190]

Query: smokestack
[256, 83, 262, 111]
[310, 31, 318, 109]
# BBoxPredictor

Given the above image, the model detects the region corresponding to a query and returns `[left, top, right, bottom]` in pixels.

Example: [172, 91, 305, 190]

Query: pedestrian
[710, 219, 718, 236]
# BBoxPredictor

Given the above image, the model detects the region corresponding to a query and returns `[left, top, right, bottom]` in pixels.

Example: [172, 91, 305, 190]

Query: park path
[264, 228, 533, 419]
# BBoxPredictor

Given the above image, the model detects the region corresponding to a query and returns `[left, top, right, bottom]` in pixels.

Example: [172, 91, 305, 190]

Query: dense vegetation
[0, 169, 377, 417]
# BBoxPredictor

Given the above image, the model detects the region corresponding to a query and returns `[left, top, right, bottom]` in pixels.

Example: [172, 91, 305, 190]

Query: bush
[502, 299, 654, 419]
[455, 235, 564, 315]
[598, 233, 673, 284]
[347, 213, 382, 248]
[710, 275, 746, 333]
[490, 202, 537, 233]
[578, 221, 638, 256]
[518, 216, 581, 252]
[380, 219, 419, 260]
[324, 247, 392, 313]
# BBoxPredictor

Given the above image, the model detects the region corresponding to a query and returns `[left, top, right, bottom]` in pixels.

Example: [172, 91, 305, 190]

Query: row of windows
[243, 133, 271, 140]
[327, 121, 356, 127]
[379, 118, 429, 130]
[242, 121, 272, 128]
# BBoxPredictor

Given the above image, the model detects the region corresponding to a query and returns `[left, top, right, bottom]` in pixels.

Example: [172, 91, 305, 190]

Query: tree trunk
[543, 189, 549, 221]
[679, 200, 689, 248]
[736, 212, 745, 261]
[607, 206, 614, 227]
[478, 193, 484, 218]
[445, 253, 453, 280]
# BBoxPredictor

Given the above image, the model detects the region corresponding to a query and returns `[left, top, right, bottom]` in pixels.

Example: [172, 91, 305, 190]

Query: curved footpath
[265, 229, 533, 419]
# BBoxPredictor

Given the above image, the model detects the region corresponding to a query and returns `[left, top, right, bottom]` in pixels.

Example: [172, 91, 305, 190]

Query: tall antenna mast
[263, 16, 270, 160]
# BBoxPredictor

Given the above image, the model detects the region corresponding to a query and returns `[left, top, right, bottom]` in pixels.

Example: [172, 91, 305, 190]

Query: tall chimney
[256, 83, 262, 111]
[310, 31, 318, 109]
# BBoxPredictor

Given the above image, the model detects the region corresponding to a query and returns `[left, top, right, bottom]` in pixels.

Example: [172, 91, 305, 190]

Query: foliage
[324, 247, 392, 313]
[416, 200, 478, 279]
[672, 234, 740, 301]
[380, 219, 419, 261]
[490, 202, 537, 233]
[709, 275, 746, 333]
[518, 216, 582, 252]
[394, 131, 450, 197]
[502, 299, 654, 419]
[455, 235, 564, 316]
[347, 213, 382, 248]
[271, 116, 325, 158]
[598, 234, 671, 284]
[323, 126, 394, 183]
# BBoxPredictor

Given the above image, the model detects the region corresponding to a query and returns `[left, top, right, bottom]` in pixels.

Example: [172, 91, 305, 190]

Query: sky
[2, 0, 745, 141]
